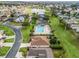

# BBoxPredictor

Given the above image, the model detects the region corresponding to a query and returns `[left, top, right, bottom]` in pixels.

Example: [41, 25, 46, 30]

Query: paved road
[3, 21, 22, 58]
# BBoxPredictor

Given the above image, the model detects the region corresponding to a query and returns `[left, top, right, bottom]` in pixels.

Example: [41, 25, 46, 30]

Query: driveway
[27, 48, 53, 58]
[3, 21, 22, 58]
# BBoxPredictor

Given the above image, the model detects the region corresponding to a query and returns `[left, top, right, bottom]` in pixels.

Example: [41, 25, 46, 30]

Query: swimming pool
[35, 25, 44, 32]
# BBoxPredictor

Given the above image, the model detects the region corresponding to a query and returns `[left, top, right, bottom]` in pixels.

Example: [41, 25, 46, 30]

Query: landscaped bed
[19, 47, 28, 57]
[53, 49, 65, 58]
[0, 46, 10, 56]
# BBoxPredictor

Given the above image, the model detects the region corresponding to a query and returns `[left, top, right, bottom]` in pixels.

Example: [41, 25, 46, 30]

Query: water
[35, 25, 44, 32]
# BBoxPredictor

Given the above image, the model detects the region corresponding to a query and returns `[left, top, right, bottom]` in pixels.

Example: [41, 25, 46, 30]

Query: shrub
[49, 36, 60, 44]
[50, 44, 62, 49]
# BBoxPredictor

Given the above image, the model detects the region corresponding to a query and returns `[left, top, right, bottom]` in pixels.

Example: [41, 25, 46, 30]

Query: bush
[50, 44, 62, 49]
[49, 36, 60, 44]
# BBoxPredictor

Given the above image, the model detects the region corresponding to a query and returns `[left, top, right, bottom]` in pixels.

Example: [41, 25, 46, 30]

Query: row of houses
[64, 18, 79, 33]
[52, 3, 79, 19]
[32, 8, 45, 15]
[54, 3, 79, 33]
[0, 5, 26, 22]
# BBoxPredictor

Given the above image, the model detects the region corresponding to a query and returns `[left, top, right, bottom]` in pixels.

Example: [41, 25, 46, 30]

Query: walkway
[6, 35, 15, 39]
[3, 43, 30, 47]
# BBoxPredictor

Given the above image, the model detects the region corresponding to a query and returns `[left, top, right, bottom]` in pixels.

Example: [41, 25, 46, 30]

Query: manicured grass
[19, 48, 28, 57]
[21, 24, 33, 43]
[21, 16, 36, 43]
[9, 22, 22, 26]
[0, 25, 14, 36]
[49, 16, 79, 58]
[4, 39, 14, 43]
[0, 22, 3, 24]
[0, 47, 10, 56]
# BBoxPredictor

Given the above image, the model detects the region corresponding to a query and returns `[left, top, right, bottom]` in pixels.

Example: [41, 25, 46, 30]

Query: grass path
[49, 16, 79, 58]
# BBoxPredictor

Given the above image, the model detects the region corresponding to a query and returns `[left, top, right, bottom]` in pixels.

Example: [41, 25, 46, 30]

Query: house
[30, 36, 49, 48]
[15, 16, 25, 22]
[0, 30, 6, 47]
[7, 18, 14, 22]
[38, 9, 45, 15]
[32, 8, 45, 15]
[32, 8, 38, 14]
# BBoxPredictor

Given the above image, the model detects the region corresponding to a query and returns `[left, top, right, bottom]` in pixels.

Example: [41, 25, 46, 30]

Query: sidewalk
[6, 35, 15, 39]
[15, 52, 23, 58]
[3, 43, 13, 47]
[3, 43, 30, 47]
[20, 43, 30, 48]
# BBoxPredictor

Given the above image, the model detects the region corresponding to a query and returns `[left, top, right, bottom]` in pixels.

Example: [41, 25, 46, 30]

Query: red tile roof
[30, 36, 49, 46]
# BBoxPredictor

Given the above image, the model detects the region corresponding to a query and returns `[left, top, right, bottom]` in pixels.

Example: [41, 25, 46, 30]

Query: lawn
[21, 16, 36, 43]
[9, 22, 22, 26]
[0, 25, 14, 36]
[19, 48, 28, 57]
[49, 16, 79, 58]
[0, 22, 3, 25]
[0, 47, 10, 56]
[4, 38, 14, 43]
[21, 24, 33, 43]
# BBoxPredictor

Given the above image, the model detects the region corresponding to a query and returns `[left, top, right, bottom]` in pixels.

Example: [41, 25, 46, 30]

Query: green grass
[0, 22, 3, 24]
[0, 25, 14, 36]
[21, 24, 33, 43]
[49, 16, 79, 58]
[19, 48, 28, 57]
[4, 39, 14, 43]
[9, 22, 22, 26]
[21, 17, 36, 43]
[53, 49, 64, 58]
[0, 47, 10, 56]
